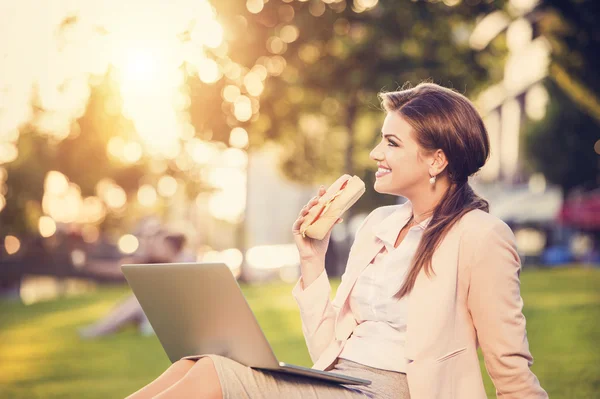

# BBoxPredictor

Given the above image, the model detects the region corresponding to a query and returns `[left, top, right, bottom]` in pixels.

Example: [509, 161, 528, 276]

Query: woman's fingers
[294, 211, 308, 225]
[293, 186, 325, 233]
[292, 216, 305, 235]
[299, 196, 319, 216]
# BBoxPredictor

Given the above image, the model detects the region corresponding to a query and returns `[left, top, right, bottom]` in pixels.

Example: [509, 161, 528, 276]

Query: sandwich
[299, 174, 366, 240]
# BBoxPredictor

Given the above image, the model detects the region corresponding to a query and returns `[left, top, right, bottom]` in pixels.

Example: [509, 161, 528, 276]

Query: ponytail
[395, 182, 489, 299]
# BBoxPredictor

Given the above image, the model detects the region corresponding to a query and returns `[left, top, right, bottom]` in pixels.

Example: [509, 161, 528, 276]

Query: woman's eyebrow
[381, 131, 402, 142]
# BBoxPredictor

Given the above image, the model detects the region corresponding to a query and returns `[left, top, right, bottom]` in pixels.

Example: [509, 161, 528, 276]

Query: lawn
[0, 267, 599, 398]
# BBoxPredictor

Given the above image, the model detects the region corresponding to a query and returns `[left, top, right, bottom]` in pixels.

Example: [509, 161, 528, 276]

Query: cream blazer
[294, 203, 548, 399]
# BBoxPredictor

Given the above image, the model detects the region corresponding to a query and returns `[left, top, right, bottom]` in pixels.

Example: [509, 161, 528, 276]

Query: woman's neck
[408, 180, 452, 223]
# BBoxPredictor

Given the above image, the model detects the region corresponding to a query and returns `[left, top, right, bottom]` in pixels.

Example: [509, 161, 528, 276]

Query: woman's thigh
[153, 357, 222, 399]
[191, 355, 369, 399]
[125, 359, 196, 399]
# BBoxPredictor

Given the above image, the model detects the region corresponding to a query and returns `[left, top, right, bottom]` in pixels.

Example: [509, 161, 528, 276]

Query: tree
[538, 0, 600, 124]
[522, 0, 600, 195]
[522, 79, 599, 195]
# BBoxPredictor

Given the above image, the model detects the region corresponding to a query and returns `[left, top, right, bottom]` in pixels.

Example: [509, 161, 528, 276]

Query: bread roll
[300, 174, 366, 240]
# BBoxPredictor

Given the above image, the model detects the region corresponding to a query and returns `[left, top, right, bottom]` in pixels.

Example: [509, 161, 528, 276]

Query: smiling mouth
[375, 168, 392, 178]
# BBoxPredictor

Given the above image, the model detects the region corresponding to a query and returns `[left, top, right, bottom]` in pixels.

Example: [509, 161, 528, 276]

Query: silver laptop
[120, 262, 371, 386]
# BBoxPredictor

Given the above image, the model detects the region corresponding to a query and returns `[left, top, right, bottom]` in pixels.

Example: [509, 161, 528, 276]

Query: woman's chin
[374, 181, 407, 197]
[374, 182, 392, 194]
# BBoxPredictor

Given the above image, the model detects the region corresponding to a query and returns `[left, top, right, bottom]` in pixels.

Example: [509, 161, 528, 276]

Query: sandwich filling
[301, 178, 349, 238]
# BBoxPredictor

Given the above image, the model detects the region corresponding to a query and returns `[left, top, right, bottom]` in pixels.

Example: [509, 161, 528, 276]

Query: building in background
[471, 0, 550, 185]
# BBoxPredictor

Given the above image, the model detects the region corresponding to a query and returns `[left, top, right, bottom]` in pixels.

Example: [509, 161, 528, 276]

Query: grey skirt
[193, 355, 410, 399]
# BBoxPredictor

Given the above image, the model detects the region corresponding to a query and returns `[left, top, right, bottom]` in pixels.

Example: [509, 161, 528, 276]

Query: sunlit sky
[0, 0, 266, 229]
[0, 0, 227, 159]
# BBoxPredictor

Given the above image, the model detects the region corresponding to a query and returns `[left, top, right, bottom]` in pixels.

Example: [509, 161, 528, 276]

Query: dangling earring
[429, 175, 436, 185]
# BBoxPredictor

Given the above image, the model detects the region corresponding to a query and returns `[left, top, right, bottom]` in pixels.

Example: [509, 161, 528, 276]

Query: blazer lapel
[334, 237, 385, 307]
[333, 203, 412, 308]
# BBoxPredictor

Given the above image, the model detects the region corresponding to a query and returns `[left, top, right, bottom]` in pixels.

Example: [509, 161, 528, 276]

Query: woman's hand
[292, 185, 343, 263]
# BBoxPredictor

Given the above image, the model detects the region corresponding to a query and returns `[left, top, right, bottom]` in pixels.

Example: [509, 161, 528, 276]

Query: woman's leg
[153, 357, 223, 399]
[125, 359, 196, 399]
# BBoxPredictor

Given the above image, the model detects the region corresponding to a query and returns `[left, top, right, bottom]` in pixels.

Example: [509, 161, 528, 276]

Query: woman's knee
[125, 360, 196, 399]
[184, 357, 223, 398]
[169, 359, 196, 375]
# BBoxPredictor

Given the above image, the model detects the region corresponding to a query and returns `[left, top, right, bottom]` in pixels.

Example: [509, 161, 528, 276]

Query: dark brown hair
[378, 82, 490, 299]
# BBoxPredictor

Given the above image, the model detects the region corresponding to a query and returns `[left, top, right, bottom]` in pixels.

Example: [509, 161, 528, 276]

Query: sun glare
[120, 49, 162, 84]
[0, 0, 234, 162]
[0, 0, 274, 225]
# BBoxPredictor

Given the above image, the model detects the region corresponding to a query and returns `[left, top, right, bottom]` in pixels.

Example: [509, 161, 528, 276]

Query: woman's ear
[429, 149, 449, 176]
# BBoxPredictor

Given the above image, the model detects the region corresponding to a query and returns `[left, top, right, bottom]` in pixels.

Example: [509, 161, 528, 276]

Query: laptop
[120, 262, 371, 386]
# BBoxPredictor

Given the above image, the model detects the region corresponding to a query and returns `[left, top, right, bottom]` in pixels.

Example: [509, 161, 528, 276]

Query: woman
[126, 82, 548, 398]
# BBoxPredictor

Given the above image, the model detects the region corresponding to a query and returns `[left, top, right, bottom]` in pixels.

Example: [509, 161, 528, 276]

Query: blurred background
[0, 0, 598, 398]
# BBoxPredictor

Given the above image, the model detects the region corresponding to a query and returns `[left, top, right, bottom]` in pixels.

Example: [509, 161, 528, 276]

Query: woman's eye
[387, 140, 398, 147]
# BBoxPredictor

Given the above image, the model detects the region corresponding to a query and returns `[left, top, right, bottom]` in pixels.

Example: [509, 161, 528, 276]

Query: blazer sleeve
[291, 267, 337, 363]
[467, 221, 548, 398]
[292, 209, 376, 363]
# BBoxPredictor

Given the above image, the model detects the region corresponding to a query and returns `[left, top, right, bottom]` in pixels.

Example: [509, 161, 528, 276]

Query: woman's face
[369, 112, 431, 197]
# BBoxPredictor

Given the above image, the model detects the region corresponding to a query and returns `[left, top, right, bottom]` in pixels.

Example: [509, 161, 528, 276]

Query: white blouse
[338, 214, 431, 372]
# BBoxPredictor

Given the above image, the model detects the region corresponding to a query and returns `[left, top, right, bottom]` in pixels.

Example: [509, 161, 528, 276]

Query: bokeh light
[234, 96, 253, 122]
[118, 234, 139, 254]
[95, 179, 125, 210]
[207, 163, 247, 224]
[202, 248, 243, 278]
[223, 148, 249, 169]
[137, 184, 158, 206]
[246, 0, 264, 14]
[81, 224, 100, 243]
[267, 36, 287, 55]
[157, 175, 178, 197]
[80, 197, 106, 224]
[43, 173, 89, 224]
[103, 185, 127, 210]
[223, 85, 241, 102]
[0, 143, 18, 164]
[4, 235, 21, 255]
[70, 249, 87, 269]
[38, 216, 57, 238]
[280, 25, 300, 43]
[525, 84, 549, 121]
[229, 127, 249, 149]
[197, 58, 222, 84]
[309, 1, 326, 17]
[352, 0, 379, 13]
[514, 228, 546, 255]
[123, 141, 143, 163]
[243, 71, 265, 97]
[44, 171, 69, 196]
[107, 137, 126, 160]
[246, 244, 299, 270]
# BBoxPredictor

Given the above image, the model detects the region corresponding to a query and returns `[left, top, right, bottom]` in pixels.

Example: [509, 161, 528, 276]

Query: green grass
[0, 267, 599, 398]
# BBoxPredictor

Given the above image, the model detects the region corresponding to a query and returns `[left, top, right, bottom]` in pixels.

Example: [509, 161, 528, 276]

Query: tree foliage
[523, 0, 600, 194]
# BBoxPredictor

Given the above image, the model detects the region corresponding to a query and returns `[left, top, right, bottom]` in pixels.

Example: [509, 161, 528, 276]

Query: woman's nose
[369, 146, 382, 161]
